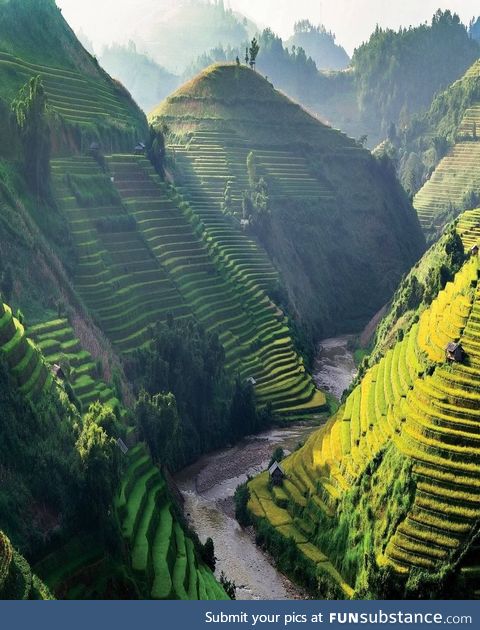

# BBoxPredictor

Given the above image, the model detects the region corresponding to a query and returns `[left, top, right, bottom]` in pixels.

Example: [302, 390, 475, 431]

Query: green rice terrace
[0, 0, 146, 153]
[413, 60, 480, 236]
[1, 305, 226, 600]
[50, 153, 325, 414]
[247, 235, 480, 598]
[151, 63, 425, 337]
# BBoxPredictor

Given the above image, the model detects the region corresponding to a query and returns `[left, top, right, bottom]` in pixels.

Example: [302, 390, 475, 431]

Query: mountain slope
[408, 60, 480, 238]
[0, 0, 147, 154]
[151, 63, 425, 339]
[247, 216, 480, 598]
[0, 531, 53, 600]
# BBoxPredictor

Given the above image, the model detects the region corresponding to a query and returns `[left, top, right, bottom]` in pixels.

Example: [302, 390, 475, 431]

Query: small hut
[246, 376, 257, 386]
[89, 142, 100, 156]
[268, 461, 285, 486]
[445, 342, 465, 363]
[471, 244, 479, 257]
[134, 142, 146, 155]
[51, 364, 66, 381]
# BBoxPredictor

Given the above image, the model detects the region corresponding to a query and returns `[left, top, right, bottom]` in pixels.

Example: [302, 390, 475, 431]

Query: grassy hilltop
[151, 63, 425, 338]
[246, 212, 480, 598]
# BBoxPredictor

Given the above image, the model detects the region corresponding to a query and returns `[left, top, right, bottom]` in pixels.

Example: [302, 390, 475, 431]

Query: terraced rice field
[51, 156, 190, 353]
[106, 153, 325, 414]
[248, 250, 480, 594]
[21, 313, 225, 600]
[172, 129, 334, 216]
[414, 61, 480, 234]
[27, 318, 119, 414]
[457, 207, 480, 251]
[0, 51, 139, 132]
[414, 143, 480, 232]
[0, 302, 53, 399]
[115, 445, 228, 600]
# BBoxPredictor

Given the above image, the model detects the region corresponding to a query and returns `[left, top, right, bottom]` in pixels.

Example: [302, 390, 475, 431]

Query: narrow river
[174, 336, 357, 600]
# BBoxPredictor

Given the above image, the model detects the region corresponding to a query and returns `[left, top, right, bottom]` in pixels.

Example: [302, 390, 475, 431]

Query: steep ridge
[0, 0, 146, 153]
[151, 64, 425, 337]
[49, 153, 325, 414]
[247, 229, 480, 597]
[22, 312, 227, 600]
[50, 156, 190, 353]
[106, 154, 324, 413]
[412, 60, 480, 237]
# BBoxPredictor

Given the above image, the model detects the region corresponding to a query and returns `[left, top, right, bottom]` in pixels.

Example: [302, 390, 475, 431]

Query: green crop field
[247, 225, 480, 596]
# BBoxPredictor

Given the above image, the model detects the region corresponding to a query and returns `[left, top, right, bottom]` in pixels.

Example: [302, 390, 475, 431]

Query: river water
[174, 336, 357, 600]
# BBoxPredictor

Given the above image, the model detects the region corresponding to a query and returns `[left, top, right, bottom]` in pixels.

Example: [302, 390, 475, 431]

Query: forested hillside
[3, 0, 480, 603]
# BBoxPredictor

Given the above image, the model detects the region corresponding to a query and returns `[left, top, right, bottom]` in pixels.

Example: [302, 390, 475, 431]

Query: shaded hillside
[0, 0, 147, 154]
[286, 20, 350, 71]
[0, 299, 226, 599]
[152, 64, 425, 339]
[247, 224, 480, 598]
[0, 531, 52, 599]
[100, 42, 180, 113]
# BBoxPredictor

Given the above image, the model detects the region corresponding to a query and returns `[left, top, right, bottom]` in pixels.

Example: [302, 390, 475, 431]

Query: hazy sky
[57, 0, 480, 55]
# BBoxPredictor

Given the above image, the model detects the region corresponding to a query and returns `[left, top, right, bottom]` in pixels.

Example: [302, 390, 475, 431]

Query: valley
[1, 0, 480, 604]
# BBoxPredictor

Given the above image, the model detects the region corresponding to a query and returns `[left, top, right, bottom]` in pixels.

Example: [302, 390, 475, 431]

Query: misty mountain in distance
[285, 20, 350, 71]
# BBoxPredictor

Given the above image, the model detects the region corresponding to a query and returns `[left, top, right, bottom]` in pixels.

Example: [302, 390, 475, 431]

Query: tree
[234, 482, 251, 527]
[245, 47, 249, 65]
[135, 391, 181, 468]
[202, 537, 216, 572]
[147, 124, 166, 177]
[249, 38, 260, 69]
[76, 403, 121, 527]
[0, 267, 13, 303]
[219, 572, 236, 599]
[246, 151, 256, 187]
[11, 76, 51, 200]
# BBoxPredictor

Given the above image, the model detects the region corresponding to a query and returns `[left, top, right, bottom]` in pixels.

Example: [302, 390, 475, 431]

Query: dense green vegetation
[0, 531, 53, 600]
[352, 10, 479, 140]
[127, 319, 271, 470]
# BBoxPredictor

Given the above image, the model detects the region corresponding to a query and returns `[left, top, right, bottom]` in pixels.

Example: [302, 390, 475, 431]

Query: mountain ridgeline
[151, 63, 425, 338]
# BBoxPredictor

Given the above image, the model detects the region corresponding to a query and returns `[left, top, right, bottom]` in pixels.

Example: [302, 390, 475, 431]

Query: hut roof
[268, 461, 285, 476]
